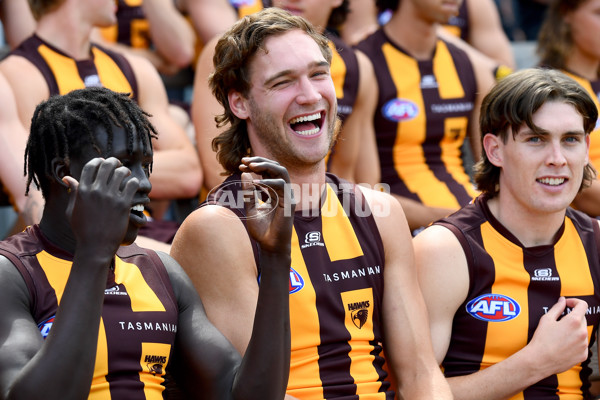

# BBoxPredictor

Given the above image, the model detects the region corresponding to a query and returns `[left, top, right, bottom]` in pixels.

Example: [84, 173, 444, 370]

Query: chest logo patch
[466, 294, 520, 322]
[382, 98, 419, 122]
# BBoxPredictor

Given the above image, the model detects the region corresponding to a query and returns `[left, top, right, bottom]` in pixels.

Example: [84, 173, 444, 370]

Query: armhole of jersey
[434, 221, 475, 293]
[592, 218, 600, 262]
[11, 36, 59, 95]
[353, 185, 385, 264]
[94, 43, 139, 101]
[0, 249, 37, 314]
[145, 249, 178, 307]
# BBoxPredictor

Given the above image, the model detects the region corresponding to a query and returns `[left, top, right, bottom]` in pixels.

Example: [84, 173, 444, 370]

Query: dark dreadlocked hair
[25, 87, 158, 198]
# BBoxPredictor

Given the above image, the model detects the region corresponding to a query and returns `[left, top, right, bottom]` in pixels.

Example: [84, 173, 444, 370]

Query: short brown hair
[474, 68, 598, 196]
[209, 7, 332, 175]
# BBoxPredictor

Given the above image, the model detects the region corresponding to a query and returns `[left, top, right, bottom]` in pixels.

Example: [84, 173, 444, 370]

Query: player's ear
[51, 157, 70, 189]
[228, 90, 250, 120]
[483, 133, 503, 167]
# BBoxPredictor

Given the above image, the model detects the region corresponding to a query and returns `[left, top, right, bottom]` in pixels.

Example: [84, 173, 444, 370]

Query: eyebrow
[263, 60, 330, 87]
[517, 127, 586, 137]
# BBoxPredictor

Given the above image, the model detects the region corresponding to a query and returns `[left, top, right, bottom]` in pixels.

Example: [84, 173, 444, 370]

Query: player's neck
[287, 164, 327, 213]
[36, 14, 93, 60]
[384, 9, 438, 61]
[486, 196, 566, 248]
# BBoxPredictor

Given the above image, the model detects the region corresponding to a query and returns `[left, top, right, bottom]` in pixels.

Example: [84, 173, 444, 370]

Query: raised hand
[239, 156, 295, 254]
[62, 157, 139, 254]
[529, 296, 589, 375]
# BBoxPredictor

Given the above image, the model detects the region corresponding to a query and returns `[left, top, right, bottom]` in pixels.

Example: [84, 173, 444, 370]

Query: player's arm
[414, 224, 590, 400]
[0, 72, 43, 226]
[127, 54, 202, 200]
[168, 157, 292, 399]
[142, 0, 196, 69]
[466, 0, 515, 70]
[363, 188, 453, 399]
[0, 0, 35, 50]
[179, 0, 237, 44]
[329, 50, 379, 185]
[191, 35, 229, 190]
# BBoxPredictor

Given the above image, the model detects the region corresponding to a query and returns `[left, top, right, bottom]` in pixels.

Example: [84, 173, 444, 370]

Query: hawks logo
[466, 294, 520, 322]
[348, 301, 370, 329]
[382, 98, 419, 122]
[289, 267, 304, 294]
[38, 315, 55, 339]
[145, 355, 167, 376]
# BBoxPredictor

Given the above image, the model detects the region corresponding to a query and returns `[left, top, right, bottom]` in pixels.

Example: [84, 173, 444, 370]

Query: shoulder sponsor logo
[38, 315, 55, 339]
[348, 300, 370, 329]
[301, 231, 324, 249]
[532, 268, 559, 282]
[289, 267, 304, 294]
[382, 98, 419, 122]
[466, 294, 520, 322]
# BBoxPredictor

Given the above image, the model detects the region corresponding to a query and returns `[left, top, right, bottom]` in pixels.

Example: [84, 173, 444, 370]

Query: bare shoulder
[0, 54, 49, 125]
[170, 204, 256, 273]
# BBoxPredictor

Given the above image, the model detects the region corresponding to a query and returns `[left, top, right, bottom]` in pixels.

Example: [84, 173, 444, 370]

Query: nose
[547, 140, 567, 167]
[296, 76, 322, 105]
[130, 164, 152, 194]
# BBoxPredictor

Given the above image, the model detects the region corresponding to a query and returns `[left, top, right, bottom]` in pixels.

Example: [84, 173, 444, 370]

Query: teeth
[538, 178, 565, 186]
[295, 127, 320, 136]
[131, 204, 144, 212]
[289, 112, 321, 124]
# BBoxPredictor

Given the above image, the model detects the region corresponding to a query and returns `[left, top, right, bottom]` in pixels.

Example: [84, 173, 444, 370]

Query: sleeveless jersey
[12, 34, 138, 98]
[0, 225, 178, 399]
[355, 29, 479, 209]
[442, 0, 469, 41]
[99, 0, 148, 49]
[207, 173, 393, 399]
[435, 195, 600, 399]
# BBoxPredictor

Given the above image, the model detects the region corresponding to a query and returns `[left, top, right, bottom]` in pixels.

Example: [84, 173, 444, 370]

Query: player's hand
[62, 157, 139, 254]
[529, 296, 589, 375]
[239, 156, 295, 254]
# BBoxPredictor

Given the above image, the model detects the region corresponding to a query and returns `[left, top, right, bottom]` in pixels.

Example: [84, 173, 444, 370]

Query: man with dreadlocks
[0, 0, 202, 247]
[0, 87, 294, 399]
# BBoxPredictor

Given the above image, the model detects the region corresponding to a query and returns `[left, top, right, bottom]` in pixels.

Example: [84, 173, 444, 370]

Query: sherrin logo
[382, 98, 419, 122]
[466, 294, 521, 322]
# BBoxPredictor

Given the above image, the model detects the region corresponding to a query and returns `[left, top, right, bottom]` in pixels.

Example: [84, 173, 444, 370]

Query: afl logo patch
[466, 294, 520, 322]
[289, 267, 304, 294]
[382, 99, 419, 122]
[38, 315, 55, 339]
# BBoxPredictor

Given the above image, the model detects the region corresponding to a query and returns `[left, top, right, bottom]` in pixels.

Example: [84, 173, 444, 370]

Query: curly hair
[209, 7, 332, 175]
[25, 87, 158, 198]
[474, 68, 598, 197]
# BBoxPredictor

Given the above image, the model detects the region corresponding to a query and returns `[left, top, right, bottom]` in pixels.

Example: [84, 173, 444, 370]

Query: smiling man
[414, 68, 600, 399]
[0, 87, 295, 399]
[170, 7, 451, 399]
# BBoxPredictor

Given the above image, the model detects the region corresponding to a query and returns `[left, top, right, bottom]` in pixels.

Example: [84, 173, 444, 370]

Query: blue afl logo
[466, 294, 520, 322]
[289, 267, 304, 294]
[382, 99, 419, 122]
[38, 315, 55, 339]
